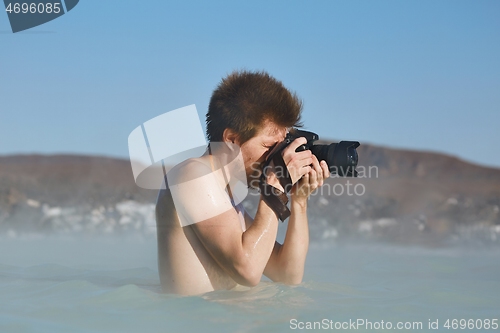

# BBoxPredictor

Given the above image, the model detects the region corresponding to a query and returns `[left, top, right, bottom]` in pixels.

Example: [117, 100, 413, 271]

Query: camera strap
[265, 140, 294, 193]
[259, 181, 290, 221]
[259, 142, 293, 222]
[271, 152, 293, 193]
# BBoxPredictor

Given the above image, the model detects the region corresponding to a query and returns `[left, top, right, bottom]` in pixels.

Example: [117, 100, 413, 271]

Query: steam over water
[1, 235, 499, 332]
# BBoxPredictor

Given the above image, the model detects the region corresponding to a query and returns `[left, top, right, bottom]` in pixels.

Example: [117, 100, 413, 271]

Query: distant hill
[1, 144, 499, 244]
[0, 154, 156, 209]
[0, 155, 157, 235]
[320, 143, 500, 244]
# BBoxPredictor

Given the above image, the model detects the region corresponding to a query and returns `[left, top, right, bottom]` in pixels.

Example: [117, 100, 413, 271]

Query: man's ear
[222, 128, 240, 145]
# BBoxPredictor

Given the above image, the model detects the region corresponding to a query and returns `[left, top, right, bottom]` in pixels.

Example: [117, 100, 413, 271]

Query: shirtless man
[156, 71, 330, 295]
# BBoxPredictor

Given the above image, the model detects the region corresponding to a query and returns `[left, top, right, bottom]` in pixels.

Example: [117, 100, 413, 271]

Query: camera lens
[309, 141, 359, 177]
[347, 147, 358, 166]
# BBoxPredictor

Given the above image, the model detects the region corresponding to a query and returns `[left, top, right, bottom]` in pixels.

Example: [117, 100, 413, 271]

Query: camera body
[285, 129, 360, 177]
[259, 128, 360, 221]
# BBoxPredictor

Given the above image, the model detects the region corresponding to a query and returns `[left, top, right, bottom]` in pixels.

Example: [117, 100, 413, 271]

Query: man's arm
[263, 157, 330, 284]
[173, 140, 313, 287]
[190, 196, 279, 287]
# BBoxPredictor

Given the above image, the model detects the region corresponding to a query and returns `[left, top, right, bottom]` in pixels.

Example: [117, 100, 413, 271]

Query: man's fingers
[283, 150, 313, 183]
[296, 153, 313, 171]
[283, 147, 312, 164]
[284, 137, 308, 154]
[302, 165, 312, 176]
[320, 160, 330, 180]
[309, 168, 318, 188]
[310, 155, 323, 186]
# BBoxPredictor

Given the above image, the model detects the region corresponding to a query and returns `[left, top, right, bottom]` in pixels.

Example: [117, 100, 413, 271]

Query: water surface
[0, 237, 498, 332]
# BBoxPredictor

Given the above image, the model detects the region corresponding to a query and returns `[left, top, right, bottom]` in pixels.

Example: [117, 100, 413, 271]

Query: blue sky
[1, 0, 499, 167]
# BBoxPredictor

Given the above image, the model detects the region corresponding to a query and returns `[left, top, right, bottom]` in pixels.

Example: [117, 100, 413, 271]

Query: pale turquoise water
[0, 237, 499, 332]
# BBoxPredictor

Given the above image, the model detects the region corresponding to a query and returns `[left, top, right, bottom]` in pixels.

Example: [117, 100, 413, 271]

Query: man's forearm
[274, 198, 309, 284]
[238, 196, 280, 284]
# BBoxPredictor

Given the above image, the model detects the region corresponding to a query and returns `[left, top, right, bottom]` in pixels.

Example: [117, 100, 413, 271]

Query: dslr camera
[282, 128, 360, 177]
[259, 128, 360, 221]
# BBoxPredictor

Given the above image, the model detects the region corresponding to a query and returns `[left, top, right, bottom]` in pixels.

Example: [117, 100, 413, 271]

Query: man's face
[236, 121, 287, 189]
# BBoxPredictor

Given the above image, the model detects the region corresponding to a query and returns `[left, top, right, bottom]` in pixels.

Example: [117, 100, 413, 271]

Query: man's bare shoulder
[156, 156, 212, 213]
[156, 157, 212, 224]
[165, 155, 234, 227]
[166, 156, 214, 186]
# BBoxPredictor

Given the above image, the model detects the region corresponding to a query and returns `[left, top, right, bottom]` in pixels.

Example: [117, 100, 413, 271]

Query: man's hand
[265, 137, 314, 191]
[291, 154, 330, 201]
[282, 137, 315, 184]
